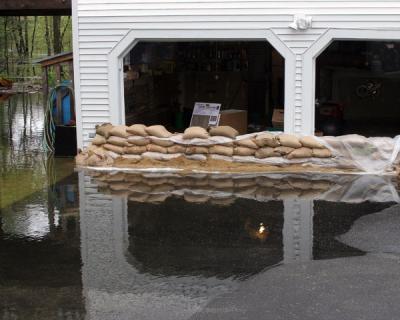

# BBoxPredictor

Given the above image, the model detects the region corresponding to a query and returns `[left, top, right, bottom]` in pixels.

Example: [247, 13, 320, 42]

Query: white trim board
[107, 29, 297, 133]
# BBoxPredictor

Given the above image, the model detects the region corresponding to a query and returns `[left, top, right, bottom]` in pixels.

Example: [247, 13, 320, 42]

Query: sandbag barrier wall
[85, 170, 400, 205]
[76, 123, 400, 174]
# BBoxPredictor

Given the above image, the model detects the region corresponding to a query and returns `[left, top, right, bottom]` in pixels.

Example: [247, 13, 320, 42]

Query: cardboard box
[272, 108, 284, 129]
[218, 109, 248, 134]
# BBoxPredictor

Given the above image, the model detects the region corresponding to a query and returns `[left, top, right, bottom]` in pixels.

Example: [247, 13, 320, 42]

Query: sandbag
[255, 147, 280, 158]
[92, 134, 106, 145]
[96, 123, 113, 138]
[145, 125, 172, 138]
[278, 134, 302, 148]
[103, 143, 125, 154]
[209, 145, 234, 157]
[300, 136, 324, 149]
[107, 136, 129, 147]
[150, 137, 175, 147]
[255, 133, 280, 147]
[209, 126, 239, 139]
[75, 153, 88, 165]
[87, 154, 101, 166]
[110, 125, 129, 138]
[287, 147, 313, 159]
[125, 146, 147, 155]
[183, 126, 209, 139]
[312, 148, 332, 158]
[91, 146, 106, 158]
[186, 146, 209, 155]
[127, 136, 150, 146]
[167, 145, 186, 154]
[274, 146, 295, 156]
[126, 124, 147, 136]
[235, 138, 258, 149]
[147, 144, 168, 154]
[234, 147, 256, 156]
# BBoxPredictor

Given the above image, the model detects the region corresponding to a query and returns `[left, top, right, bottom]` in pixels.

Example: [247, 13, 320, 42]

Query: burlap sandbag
[127, 136, 150, 146]
[274, 146, 294, 156]
[104, 143, 125, 154]
[255, 133, 280, 147]
[255, 147, 280, 158]
[167, 145, 186, 154]
[145, 125, 172, 138]
[209, 145, 234, 157]
[92, 134, 106, 145]
[147, 144, 168, 154]
[300, 136, 324, 149]
[278, 134, 302, 148]
[150, 137, 175, 147]
[312, 148, 332, 158]
[236, 138, 258, 149]
[286, 147, 312, 159]
[91, 146, 106, 158]
[209, 126, 239, 139]
[183, 126, 209, 139]
[107, 136, 129, 147]
[186, 146, 209, 155]
[110, 125, 130, 138]
[87, 154, 102, 166]
[96, 123, 113, 138]
[125, 145, 147, 155]
[234, 147, 256, 156]
[126, 124, 147, 136]
[75, 153, 89, 165]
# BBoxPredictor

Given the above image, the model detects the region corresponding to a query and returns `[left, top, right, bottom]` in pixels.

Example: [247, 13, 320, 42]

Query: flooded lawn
[1, 94, 400, 319]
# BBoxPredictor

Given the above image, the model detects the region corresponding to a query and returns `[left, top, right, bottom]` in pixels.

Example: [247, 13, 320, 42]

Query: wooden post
[42, 66, 48, 108]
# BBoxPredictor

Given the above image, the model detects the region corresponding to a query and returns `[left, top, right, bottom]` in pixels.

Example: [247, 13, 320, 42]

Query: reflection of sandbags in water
[311, 180, 332, 190]
[127, 136, 150, 146]
[110, 189, 131, 197]
[300, 136, 325, 149]
[92, 134, 107, 145]
[287, 147, 313, 159]
[277, 188, 303, 199]
[105, 172, 126, 182]
[110, 125, 130, 138]
[234, 147, 256, 156]
[278, 134, 302, 148]
[274, 146, 294, 156]
[299, 189, 324, 199]
[183, 193, 210, 203]
[167, 145, 186, 154]
[255, 133, 279, 147]
[182, 177, 209, 187]
[107, 136, 129, 147]
[255, 187, 275, 198]
[185, 146, 209, 155]
[312, 148, 332, 158]
[147, 144, 168, 154]
[96, 123, 113, 138]
[234, 178, 256, 188]
[287, 178, 313, 190]
[127, 124, 147, 137]
[145, 177, 169, 186]
[124, 174, 143, 183]
[104, 143, 125, 154]
[183, 126, 209, 139]
[145, 125, 172, 138]
[125, 145, 147, 155]
[235, 138, 258, 149]
[150, 137, 175, 147]
[109, 181, 131, 191]
[274, 181, 292, 190]
[129, 183, 153, 193]
[209, 145, 234, 157]
[210, 197, 236, 206]
[151, 184, 175, 193]
[129, 192, 149, 203]
[209, 126, 239, 139]
[256, 177, 276, 188]
[255, 147, 280, 159]
[147, 193, 169, 203]
[235, 185, 258, 196]
[209, 178, 234, 189]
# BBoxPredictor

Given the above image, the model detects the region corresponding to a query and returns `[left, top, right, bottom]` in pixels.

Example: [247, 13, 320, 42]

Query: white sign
[190, 102, 221, 127]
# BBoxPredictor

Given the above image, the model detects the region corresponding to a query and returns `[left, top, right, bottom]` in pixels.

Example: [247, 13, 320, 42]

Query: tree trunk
[52, 16, 61, 54]
[44, 16, 52, 56]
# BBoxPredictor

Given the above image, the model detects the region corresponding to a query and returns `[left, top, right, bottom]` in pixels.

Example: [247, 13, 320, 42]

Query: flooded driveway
[1, 94, 400, 320]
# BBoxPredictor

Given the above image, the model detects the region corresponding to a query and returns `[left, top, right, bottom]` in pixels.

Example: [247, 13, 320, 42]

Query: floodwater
[1, 94, 400, 320]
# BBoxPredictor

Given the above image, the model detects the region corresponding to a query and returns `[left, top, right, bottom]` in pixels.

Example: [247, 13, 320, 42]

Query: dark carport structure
[0, 0, 71, 16]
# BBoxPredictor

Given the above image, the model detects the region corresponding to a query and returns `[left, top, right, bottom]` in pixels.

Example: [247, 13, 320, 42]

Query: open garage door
[122, 41, 285, 135]
[315, 40, 400, 137]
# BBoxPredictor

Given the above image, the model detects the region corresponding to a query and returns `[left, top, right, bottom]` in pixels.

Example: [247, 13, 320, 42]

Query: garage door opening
[122, 41, 285, 134]
[316, 40, 400, 137]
